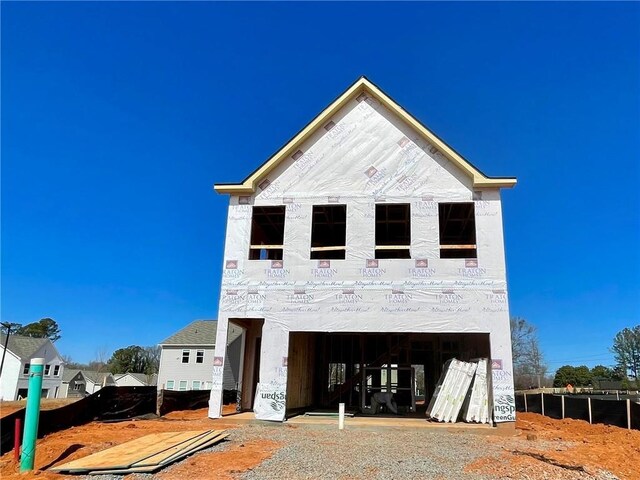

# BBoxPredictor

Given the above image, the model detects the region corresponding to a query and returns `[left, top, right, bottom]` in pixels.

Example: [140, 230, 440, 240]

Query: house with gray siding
[60, 369, 116, 397]
[157, 320, 242, 391]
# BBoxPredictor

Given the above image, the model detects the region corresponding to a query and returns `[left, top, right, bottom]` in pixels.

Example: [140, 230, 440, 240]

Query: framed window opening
[182, 350, 190, 364]
[178, 380, 188, 391]
[249, 206, 286, 260]
[310, 205, 347, 259]
[196, 350, 204, 364]
[23, 364, 30, 375]
[375, 204, 411, 259]
[53, 365, 60, 376]
[438, 203, 477, 258]
[44, 364, 51, 376]
[192, 380, 201, 390]
[166, 380, 175, 390]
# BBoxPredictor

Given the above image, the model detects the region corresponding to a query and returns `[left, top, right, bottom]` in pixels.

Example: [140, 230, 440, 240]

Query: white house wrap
[209, 77, 517, 425]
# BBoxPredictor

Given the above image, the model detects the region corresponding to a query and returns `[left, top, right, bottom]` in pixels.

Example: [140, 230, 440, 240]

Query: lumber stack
[426, 358, 491, 424]
[49, 429, 228, 475]
[463, 358, 490, 423]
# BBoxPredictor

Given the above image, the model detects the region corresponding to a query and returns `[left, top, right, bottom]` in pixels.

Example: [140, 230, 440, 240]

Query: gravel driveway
[229, 423, 504, 480]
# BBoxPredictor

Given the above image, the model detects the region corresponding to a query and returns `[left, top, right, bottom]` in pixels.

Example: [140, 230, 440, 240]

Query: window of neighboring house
[196, 350, 204, 364]
[375, 204, 411, 259]
[310, 205, 347, 259]
[249, 206, 286, 260]
[182, 350, 190, 363]
[178, 380, 187, 391]
[192, 380, 201, 390]
[44, 364, 51, 376]
[438, 203, 477, 258]
[53, 365, 60, 376]
[166, 380, 175, 390]
[205, 381, 212, 390]
[23, 363, 30, 375]
[73, 384, 81, 390]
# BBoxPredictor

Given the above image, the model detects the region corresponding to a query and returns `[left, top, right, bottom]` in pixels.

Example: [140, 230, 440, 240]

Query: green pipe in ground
[20, 357, 44, 472]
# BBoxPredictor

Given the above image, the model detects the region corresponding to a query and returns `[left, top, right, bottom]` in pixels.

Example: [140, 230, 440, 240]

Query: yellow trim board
[214, 77, 516, 194]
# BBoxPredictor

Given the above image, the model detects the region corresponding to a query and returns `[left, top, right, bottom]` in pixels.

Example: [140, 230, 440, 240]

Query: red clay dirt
[1, 408, 637, 479]
[1, 399, 79, 418]
[467, 412, 640, 480]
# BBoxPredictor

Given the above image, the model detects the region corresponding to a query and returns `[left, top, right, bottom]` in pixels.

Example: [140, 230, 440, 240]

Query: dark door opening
[229, 318, 264, 412]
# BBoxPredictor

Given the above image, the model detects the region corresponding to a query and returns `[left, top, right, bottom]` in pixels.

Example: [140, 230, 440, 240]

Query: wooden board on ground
[132, 430, 225, 467]
[50, 430, 212, 473]
[86, 432, 230, 475]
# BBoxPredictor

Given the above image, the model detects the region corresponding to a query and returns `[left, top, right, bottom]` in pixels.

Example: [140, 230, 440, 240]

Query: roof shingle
[160, 320, 218, 346]
[0, 334, 49, 360]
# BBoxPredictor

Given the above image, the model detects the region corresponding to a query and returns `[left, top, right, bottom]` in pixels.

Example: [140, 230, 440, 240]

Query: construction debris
[463, 358, 490, 423]
[49, 429, 228, 475]
[427, 358, 490, 424]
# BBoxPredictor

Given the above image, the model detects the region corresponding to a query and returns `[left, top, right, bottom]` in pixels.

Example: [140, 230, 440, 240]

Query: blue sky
[2, 2, 638, 370]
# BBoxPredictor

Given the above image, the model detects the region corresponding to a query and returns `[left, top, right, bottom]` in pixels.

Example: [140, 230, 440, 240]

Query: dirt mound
[467, 413, 640, 480]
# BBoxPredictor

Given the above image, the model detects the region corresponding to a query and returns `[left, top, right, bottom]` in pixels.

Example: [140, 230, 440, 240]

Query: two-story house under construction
[208, 77, 517, 425]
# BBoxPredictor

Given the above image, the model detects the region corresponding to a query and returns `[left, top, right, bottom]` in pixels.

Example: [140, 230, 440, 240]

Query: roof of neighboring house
[160, 320, 218, 346]
[114, 372, 154, 385]
[0, 334, 50, 360]
[214, 76, 517, 194]
[83, 371, 114, 385]
[62, 368, 82, 382]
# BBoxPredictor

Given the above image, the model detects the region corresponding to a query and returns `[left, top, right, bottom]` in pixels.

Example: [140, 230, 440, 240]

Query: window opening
[166, 380, 175, 390]
[182, 350, 190, 363]
[311, 205, 347, 259]
[23, 364, 30, 375]
[438, 203, 477, 258]
[249, 206, 286, 260]
[44, 364, 51, 376]
[192, 380, 201, 390]
[178, 380, 188, 391]
[53, 365, 60, 376]
[375, 204, 411, 259]
[196, 350, 204, 364]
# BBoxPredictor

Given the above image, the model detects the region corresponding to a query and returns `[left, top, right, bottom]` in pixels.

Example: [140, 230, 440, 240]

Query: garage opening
[286, 332, 490, 418]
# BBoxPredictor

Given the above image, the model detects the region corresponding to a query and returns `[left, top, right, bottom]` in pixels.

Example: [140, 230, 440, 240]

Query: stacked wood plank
[49, 429, 228, 475]
[463, 358, 490, 424]
[427, 358, 492, 424]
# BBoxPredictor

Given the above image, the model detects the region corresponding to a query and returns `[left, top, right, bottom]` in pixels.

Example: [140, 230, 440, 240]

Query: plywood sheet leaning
[463, 358, 490, 424]
[427, 359, 478, 423]
[49, 429, 228, 474]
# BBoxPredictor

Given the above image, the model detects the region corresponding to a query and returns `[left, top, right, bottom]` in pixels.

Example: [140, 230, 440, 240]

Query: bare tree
[611, 326, 640, 386]
[510, 317, 547, 389]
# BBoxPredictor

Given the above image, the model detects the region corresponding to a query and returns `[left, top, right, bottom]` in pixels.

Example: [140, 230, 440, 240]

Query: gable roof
[114, 372, 151, 384]
[214, 76, 516, 194]
[62, 368, 82, 383]
[160, 320, 217, 346]
[83, 371, 114, 385]
[0, 334, 50, 360]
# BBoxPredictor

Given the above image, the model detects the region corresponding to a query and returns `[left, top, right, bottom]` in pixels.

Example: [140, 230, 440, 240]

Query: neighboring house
[157, 320, 243, 392]
[60, 369, 115, 398]
[0, 334, 64, 400]
[114, 372, 157, 387]
[208, 77, 517, 425]
[60, 369, 85, 398]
